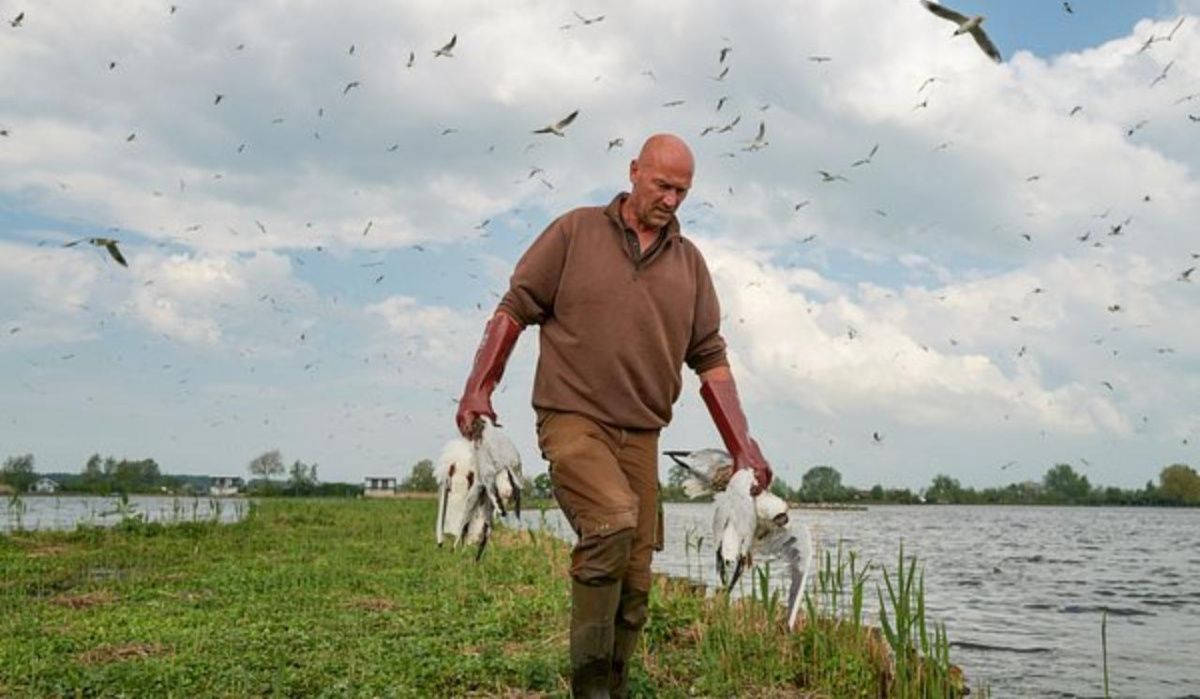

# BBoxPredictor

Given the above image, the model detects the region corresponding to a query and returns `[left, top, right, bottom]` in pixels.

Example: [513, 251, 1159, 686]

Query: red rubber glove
[456, 312, 522, 439]
[700, 378, 773, 495]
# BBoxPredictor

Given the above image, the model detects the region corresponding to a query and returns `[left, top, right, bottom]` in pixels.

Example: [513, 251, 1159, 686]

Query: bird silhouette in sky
[921, 1, 1003, 63]
[63, 237, 128, 267]
[532, 109, 579, 137]
[433, 34, 457, 58]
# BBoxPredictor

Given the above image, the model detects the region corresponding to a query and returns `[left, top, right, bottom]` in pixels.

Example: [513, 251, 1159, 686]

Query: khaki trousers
[536, 410, 663, 593]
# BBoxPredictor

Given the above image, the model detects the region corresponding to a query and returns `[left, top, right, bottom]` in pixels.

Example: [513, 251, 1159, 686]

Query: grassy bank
[1, 499, 966, 697]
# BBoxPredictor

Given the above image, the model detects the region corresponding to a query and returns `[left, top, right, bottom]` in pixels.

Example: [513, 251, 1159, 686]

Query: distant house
[210, 476, 245, 497]
[363, 477, 397, 498]
[31, 477, 59, 494]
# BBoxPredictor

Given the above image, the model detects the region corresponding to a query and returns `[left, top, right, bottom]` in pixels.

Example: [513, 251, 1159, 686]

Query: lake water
[523, 503, 1200, 698]
[1, 494, 249, 533]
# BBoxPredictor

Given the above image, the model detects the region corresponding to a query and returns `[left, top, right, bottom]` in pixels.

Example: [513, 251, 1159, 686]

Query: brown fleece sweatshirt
[498, 193, 729, 429]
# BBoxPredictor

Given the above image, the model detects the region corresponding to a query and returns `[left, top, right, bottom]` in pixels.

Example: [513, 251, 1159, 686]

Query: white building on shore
[363, 477, 397, 498]
[210, 476, 244, 497]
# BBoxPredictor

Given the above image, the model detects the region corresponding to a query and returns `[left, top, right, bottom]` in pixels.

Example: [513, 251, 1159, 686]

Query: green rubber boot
[610, 587, 649, 698]
[571, 579, 622, 698]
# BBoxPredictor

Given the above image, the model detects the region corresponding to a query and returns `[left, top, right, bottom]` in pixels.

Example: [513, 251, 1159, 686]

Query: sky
[1, 0, 1198, 491]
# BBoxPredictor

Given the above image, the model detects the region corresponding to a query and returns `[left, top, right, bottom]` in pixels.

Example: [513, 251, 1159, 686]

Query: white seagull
[713, 469, 758, 591]
[435, 437, 476, 547]
[667, 448, 811, 616]
[920, 0, 1003, 63]
[532, 109, 579, 137]
[474, 417, 523, 518]
[433, 34, 457, 58]
[742, 121, 768, 151]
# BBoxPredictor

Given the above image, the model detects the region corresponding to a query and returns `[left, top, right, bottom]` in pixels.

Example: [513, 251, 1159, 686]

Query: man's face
[628, 150, 693, 230]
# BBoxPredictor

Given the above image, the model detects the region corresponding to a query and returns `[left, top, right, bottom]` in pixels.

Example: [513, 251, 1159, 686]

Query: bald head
[624, 133, 694, 234]
[636, 133, 695, 172]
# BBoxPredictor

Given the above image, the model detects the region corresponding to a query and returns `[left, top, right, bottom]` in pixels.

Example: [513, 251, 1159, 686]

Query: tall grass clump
[877, 541, 963, 697]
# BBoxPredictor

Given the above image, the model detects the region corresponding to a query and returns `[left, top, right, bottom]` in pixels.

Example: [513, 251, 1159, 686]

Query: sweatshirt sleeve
[497, 214, 570, 327]
[685, 249, 729, 374]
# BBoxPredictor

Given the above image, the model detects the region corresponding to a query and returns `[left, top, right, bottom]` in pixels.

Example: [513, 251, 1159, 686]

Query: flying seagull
[9, 11, 23, 27]
[532, 109, 579, 136]
[1150, 61, 1174, 88]
[573, 11, 604, 25]
[433, 34, 457, 58]
[742, 121, 767, 151]
[63, 237, 128, 267]
[920, 0, 1003, 63]
[851, 143, 879, 167]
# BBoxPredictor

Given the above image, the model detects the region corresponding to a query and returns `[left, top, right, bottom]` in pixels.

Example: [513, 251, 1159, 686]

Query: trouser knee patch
[571, 527, 635, 585]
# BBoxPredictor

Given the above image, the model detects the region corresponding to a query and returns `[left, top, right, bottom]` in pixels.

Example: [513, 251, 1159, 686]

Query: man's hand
[455, 312, 522, 440]
[735, 436, 773, 496]
[454, 402, 493, 441]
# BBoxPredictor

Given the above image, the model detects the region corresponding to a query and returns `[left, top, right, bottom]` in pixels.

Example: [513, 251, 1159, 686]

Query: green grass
[1, 499, 967, 697]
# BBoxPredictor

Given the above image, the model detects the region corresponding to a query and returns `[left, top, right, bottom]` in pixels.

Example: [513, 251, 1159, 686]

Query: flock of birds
[4, 2, 1197, 514]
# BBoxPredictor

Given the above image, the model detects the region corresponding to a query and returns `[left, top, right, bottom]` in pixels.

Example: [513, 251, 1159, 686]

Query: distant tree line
[0, 451, 359, 497]
[659, 461, 1200, 507]
[10, 449, 1197, 507]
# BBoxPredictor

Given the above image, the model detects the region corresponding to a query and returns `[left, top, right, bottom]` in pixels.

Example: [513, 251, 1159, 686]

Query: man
[455, 133, 772, 697]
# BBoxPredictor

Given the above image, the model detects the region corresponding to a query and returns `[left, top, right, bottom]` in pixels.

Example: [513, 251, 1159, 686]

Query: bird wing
[664, 449, 733, 495]
[921, 1, 968, 25]
[479, 418, 522, 477]
[444, 34, 457, 51]
[104, 242, 128, 267]
[969, 27, 1003, 62]
[755, 121, 766, 142]
[754, 526, 805, 616]
[436, 478, 450, 545]
[554, 109, 579, 130]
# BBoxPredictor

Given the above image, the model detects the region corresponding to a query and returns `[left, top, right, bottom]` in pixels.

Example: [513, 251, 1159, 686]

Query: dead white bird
[920, 0, 1003, 63]
[474, 417, 523, 517]
[713, 469, 757, 591]
[667, 448, 811, 614]
[435, 437, 476, 547]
